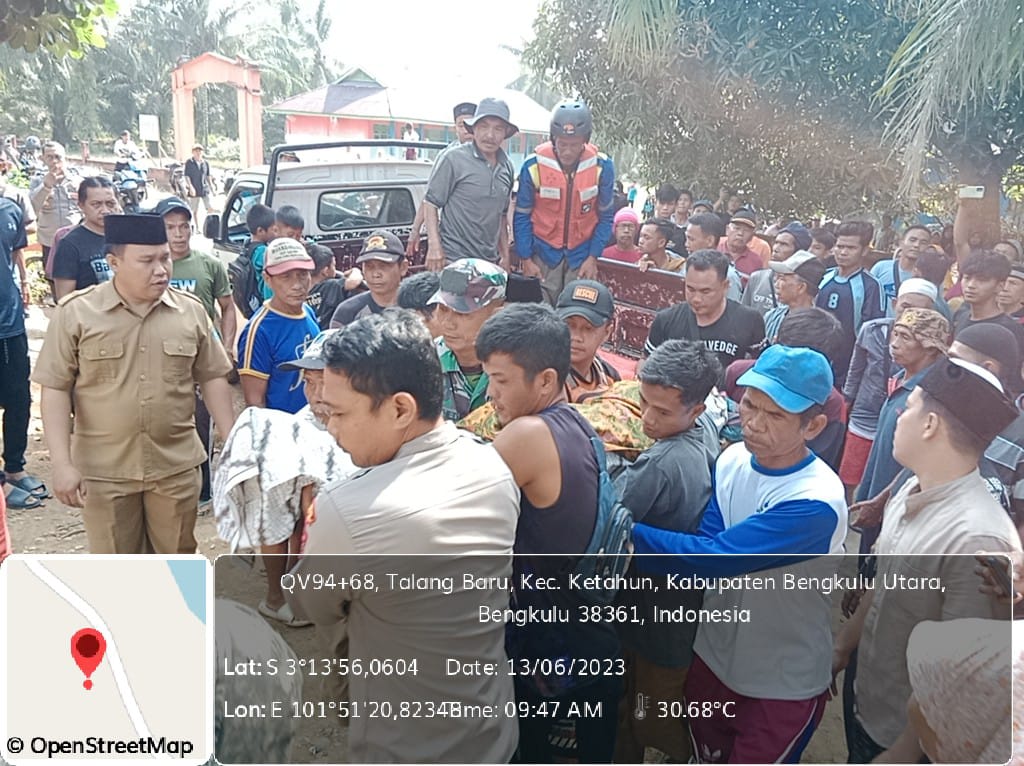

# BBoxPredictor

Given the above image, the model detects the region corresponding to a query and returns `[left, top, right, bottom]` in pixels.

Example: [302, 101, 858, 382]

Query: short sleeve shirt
[31, 282, 232, 481]
[328, 291, 385, 329]
[237, 304, 321, 413]
[51, 225, 110, 290]
[425, 142, 514, 263]
[306, 278, 349, 330]
[646, 300, 765, 375]
[169, 249, 231, 322]
[953, 306, 1024, 357]
[0, 183, 35, 227]
[0, 198, 28, 339]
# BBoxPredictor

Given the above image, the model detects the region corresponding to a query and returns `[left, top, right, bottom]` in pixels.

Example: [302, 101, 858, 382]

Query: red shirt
[601, 245, 641, 264]
[717, 241, 763, 276]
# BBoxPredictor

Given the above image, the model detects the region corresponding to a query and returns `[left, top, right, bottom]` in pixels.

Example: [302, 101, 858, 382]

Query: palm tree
[879, 0, 1024, 196]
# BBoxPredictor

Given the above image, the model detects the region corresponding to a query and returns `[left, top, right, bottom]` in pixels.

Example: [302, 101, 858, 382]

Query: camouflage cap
[428, 258, 507, 313]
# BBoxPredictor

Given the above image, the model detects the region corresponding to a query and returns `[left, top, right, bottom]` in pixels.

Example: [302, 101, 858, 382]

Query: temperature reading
[658, 700, 737, 719]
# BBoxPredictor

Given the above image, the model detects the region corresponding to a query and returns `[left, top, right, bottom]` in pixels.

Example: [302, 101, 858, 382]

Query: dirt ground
[6, 304, 852, 764]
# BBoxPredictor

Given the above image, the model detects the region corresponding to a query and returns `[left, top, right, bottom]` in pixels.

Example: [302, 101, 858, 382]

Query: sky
[316, 0, 544, 92]
[191, 0, 546, 93]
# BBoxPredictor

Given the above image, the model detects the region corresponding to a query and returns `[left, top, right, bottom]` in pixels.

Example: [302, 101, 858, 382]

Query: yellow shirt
[32, 282, 232, 481]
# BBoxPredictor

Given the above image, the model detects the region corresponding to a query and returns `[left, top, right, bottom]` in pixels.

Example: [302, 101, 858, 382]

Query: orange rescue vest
[531, 142, 601, 251]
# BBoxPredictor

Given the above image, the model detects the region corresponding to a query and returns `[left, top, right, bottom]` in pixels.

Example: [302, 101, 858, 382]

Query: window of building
[372, 123, 391, 140]
[421, 125, 447, 143]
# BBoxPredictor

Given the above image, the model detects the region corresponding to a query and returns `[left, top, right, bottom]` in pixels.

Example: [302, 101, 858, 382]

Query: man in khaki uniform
[33, 214, 236, 554]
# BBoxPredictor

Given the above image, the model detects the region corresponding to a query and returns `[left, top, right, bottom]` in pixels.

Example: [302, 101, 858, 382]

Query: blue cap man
[631, 342, 847, 764]
[737, 344, 833, 412]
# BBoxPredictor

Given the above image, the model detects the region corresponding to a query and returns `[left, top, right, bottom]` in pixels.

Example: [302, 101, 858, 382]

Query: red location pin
[71, 628, 106, 690]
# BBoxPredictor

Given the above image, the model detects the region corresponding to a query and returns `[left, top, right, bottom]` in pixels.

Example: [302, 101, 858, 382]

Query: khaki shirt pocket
[80, 341, 125, 383]
[162, 340, 197, 383]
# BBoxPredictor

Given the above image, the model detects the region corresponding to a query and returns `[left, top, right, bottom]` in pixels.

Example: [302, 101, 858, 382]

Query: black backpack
[570, 434, 635, 605]
[229, 241, 263, 318]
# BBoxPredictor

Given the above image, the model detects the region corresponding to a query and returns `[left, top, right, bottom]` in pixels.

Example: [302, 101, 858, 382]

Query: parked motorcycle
[18, 135, 44, 175]
[114, 175, 144, 213]
[166, 161, 190, 199]
[112, 150, 150, 211]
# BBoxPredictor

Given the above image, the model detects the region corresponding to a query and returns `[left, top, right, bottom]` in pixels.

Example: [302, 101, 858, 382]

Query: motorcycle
[166, 161, 190, 199]
[18, 135, 44, 175]
[112, 150, 150, 211]
[115, 177, 143, 212]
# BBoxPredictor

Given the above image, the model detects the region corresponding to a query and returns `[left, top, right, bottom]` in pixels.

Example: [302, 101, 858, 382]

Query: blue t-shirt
[870, 259, 914, 318]
[0, 198, 28, 339]
[237, 303, 320, 413]
[815, 268, 884, 386]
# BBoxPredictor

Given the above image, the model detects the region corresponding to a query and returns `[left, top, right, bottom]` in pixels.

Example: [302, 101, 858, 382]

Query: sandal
[4, 485, 43, 510]
[11, 475, 49, 498]
[258, 600, 312, 628]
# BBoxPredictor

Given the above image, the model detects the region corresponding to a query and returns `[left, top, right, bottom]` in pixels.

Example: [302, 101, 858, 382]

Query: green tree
[879, 0, 1024, 237]
[1, 0, 116, 55]
[526, 0, 1024, 222]
[0, 45, 101, 143]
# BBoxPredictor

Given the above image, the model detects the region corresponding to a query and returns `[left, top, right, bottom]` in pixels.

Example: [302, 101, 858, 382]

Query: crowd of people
[0, 95, 1021, 765]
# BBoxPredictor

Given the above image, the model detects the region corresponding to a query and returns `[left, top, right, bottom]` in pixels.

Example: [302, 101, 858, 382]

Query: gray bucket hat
[465, 97, 518, 139]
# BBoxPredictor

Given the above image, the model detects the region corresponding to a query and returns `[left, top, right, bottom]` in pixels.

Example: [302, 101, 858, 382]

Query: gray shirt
[425, 141, 513, 263]
[843, 317, 895, 439]
[740, 268, 777, 316]
[614, 418, 718, 667]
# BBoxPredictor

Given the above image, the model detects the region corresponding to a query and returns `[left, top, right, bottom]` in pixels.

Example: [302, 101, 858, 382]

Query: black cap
[356, 230, 406, 264]
[953, 323, 1022, 394]
[918, 356, 1018, 445]
[729, 208, 757, 228]
[453, 102, 477, 120]
[151, 196, 192, 219]
[556, 279, 615, 326]
[104, 214, 168, 246]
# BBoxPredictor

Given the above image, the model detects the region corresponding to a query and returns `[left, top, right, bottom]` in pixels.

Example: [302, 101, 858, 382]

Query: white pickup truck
[203, 139, 448, 271]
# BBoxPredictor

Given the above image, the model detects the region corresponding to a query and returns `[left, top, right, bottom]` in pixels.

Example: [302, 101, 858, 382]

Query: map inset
[1, 555, 210, 763]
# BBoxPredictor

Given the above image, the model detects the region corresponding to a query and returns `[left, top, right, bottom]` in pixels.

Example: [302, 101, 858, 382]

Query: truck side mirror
[203, 214, 221, 240]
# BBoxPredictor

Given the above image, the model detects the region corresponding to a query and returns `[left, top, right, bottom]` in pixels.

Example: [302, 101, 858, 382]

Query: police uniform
[32, 215, 232, 554]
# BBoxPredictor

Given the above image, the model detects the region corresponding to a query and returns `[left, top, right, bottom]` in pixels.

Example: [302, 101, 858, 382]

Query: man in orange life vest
[512, 100, 616, 305]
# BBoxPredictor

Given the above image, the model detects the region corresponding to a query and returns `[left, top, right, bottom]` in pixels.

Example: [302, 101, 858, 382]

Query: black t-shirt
[328, 291, 385, 329]
[668, 224, 688, 258]
[306, 278, 350, 330]
[51, 225, 110, 290]
[953, 306, 1024, 357]
[184, 157, 210, 196]
[646, 299, 765, 374]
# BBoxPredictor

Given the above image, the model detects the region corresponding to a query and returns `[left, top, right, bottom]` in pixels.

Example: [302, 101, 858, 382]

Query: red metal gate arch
[171, 52, 264, 168]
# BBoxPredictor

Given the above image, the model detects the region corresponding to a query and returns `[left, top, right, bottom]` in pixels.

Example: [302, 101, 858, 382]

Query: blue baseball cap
[737, 345, 833, 413]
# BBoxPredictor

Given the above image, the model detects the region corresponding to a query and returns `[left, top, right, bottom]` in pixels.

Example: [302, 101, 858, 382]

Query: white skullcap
[898, 277, 938, 303]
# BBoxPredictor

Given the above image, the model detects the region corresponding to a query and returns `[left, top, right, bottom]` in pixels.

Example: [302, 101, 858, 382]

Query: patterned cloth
[907, 618, 1012, 764]
[459, 379, 654, 459]
[213, 406, 355, 550]
[215, 599, 302, 761]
